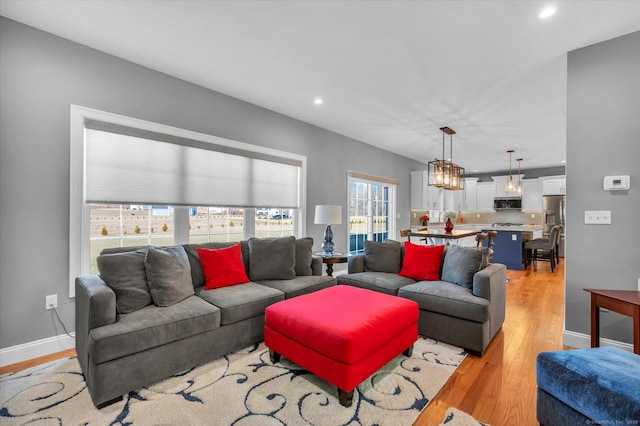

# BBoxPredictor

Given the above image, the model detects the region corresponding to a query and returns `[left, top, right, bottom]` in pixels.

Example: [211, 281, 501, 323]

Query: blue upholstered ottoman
[536, 347, 640, 425]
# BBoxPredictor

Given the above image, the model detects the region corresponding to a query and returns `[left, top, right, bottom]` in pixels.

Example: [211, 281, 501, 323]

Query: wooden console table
[583, 288, 640, 354]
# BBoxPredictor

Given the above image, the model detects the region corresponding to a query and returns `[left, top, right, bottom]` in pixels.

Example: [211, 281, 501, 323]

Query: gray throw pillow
[248, 236, 296, 281]
[97, 248, 151, 314]
[145, 246, 194, 307]
[295, 237, 314, 276]
[441, 245, 487, 289]
[364, 240, 402, 273]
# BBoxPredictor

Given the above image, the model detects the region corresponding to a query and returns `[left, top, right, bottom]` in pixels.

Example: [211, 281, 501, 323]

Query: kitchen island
[482, 225, 543, 270]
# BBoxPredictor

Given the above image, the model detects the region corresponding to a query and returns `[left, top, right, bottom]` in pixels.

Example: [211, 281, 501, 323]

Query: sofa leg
[269, 349, 281, 364]
[96, 395, 123, 409]
[338, 389, 354, 407]
[465, 348, 483, 357]
[403, 344, 414, 357]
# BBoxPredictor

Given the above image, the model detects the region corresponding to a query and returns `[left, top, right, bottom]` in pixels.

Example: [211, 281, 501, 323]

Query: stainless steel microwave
[493, 197, 522, 210]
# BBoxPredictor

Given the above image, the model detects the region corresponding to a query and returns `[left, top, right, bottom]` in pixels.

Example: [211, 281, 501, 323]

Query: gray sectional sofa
[75, 236, 335, 408]
[337, 240, 507, 356]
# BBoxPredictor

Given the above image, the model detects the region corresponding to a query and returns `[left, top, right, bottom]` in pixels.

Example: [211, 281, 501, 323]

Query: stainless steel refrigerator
[542, 195, 565, 257]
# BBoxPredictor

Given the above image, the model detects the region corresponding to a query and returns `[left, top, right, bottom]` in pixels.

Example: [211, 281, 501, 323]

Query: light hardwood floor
[416, 259, 565, 425]
[1, 260, 564, 426]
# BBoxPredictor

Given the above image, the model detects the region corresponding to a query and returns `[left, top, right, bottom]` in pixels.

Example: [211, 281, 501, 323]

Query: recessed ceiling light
[561, 160, 566, 164]
[313, 98, 323, 105]
[539, 6, 556, 19]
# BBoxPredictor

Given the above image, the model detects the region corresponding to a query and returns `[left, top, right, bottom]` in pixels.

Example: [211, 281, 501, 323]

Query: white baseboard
[563, 330, 634, 352]
[0, 333, 75, 367]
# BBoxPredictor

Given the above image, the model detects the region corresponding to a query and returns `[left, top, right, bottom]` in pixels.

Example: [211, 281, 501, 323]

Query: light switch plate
[512, 234, 518, 241]
[584, 211, 611, 224]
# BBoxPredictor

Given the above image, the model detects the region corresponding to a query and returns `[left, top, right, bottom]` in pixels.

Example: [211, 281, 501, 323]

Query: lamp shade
[314, 205, 342, 225]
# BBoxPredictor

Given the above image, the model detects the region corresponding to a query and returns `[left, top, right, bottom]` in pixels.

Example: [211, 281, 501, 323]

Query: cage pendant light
[428, 127, 465, 191]
[515, 158, 524, 194]
[506, 150, 515, 193]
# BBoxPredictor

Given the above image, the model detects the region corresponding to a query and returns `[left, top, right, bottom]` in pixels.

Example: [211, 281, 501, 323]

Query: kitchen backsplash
[410, 210, 542, 227]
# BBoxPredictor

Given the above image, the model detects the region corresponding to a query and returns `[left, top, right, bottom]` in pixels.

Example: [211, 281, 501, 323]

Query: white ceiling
[2, 1, 640, 173]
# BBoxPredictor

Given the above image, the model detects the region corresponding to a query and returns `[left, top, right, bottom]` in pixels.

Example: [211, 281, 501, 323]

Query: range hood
[493, 197, 522, 210]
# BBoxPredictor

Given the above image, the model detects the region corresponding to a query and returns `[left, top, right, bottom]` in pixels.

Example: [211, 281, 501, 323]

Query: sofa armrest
[75, 275, 116, 376]
[311, 256, 323, 276]
[472, 263, 507, 337]
[347, 255, 365, 273]
[472, 263, 506, 301]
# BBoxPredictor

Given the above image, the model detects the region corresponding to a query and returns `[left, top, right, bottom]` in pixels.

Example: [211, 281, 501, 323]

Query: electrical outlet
[584, 211, 611, 224]
[413, 213, 416, 218]
[476, 213, 480, 218]
[45, 294, 57, 310]
[531, 214, 535, 219]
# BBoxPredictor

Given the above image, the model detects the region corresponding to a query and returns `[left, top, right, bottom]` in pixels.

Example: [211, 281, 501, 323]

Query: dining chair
[487, 231, 498, 262]
[524, 225, 561, 272]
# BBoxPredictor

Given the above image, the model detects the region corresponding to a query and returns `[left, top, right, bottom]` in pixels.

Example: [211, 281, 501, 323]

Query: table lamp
[314, 205, 342, 255]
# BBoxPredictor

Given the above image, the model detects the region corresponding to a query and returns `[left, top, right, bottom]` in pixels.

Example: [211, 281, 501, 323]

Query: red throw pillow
[398, 242, 445, 281]
[197, 244, 250, 290]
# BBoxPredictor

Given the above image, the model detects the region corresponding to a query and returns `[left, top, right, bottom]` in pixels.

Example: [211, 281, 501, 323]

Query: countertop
[482, 225, 543, 232]
[410, 224, 543, 232]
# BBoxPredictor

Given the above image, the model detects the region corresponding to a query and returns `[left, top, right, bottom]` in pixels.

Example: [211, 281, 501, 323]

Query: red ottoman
[264, 285, 419, 407]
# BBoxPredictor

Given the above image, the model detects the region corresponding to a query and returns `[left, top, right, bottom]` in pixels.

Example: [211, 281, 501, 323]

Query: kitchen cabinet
[521, 178, 543, 212]
[410, 171, 441, 210]
[476, 182, 496, 211]
[464, 178, 478, 211]
[443, 186, 466, 211]
[541, 176, 566, 195]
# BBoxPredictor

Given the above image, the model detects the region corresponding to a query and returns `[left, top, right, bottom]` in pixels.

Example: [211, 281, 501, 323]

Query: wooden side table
[583, 288, 640, 354]
[316, 252, 349, 277]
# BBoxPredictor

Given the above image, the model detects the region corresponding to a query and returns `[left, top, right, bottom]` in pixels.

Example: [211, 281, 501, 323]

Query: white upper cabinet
[411, 171, 441, 210]
[541, 175, 566, 195]
[476, 182, 496, 211]
[521, 178, 543, 211]
[443, 187, 466, 211]
[464, 178, 478, 211]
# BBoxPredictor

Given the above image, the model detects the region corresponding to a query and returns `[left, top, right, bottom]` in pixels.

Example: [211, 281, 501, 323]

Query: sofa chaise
[75, 236, 335, 408]
[336, 240, 507, 356]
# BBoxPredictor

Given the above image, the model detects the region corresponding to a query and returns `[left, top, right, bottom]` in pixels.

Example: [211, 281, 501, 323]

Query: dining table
[408, 228, 480, 245]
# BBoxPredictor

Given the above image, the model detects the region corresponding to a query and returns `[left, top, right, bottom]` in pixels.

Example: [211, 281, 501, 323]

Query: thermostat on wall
[603, 175, 630, 191]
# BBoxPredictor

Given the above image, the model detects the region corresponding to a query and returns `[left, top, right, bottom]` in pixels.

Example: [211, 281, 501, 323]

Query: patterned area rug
[440, 407, 491, 426]
[1, 337, 465, 425]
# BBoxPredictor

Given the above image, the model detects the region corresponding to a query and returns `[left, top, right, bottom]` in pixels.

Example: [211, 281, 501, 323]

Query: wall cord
[52, 307, 75, 339]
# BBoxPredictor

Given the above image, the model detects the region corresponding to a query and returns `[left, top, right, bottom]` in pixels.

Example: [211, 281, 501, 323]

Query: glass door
[348, 178, 394, 254]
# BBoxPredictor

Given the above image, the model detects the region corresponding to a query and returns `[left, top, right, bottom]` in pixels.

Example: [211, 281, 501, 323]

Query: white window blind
[84, 121, 301, 208]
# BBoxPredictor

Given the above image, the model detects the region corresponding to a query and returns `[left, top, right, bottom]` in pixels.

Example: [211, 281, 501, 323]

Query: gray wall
[565, 31, 640, 345]
[0, 17, 425, 349]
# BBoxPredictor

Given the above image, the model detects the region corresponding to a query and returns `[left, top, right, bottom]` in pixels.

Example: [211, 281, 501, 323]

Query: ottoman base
[266, 330, 415, 407]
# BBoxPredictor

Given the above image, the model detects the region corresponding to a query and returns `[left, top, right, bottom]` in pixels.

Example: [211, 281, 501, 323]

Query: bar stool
[475, 233, 488, 247]
[524, 225, 561, 272]
[487, 231, 497, 262]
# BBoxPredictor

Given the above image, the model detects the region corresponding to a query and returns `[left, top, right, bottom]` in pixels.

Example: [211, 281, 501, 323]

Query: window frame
[70, 105, 307, 297]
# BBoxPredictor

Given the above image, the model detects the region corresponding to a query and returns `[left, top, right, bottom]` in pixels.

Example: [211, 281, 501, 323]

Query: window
[189, 207, 244, 244]
[70, 106, 307, 296]
[255, 208, 295, 238]
[89, 204, 175, 274]
[348, 172, 397, 254]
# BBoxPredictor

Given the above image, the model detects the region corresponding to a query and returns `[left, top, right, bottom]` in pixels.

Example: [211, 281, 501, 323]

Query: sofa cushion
[399, 243, 445, 281]
[144, 246, 194, 306]
[88, 295, 220, 364]
[398, 281, 490, 323]
[198, 282, 284, 325]
[441, 245, 487, 289]
[248, 236, 296, 281]
[197, 244, 250, 290]
[295, 237, 314, 276]
[183, 241, 250, 288]
[256, 275, 336, 299]
[97, 249, 151, 314]
[337, 272, 415, 296]
[363, 240, 402, 273]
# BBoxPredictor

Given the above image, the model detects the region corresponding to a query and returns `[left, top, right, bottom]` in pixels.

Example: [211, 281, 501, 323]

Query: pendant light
[428, 127, 465, 191]
[505, 150, 515, 193]
[515, 158, 524, 194]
